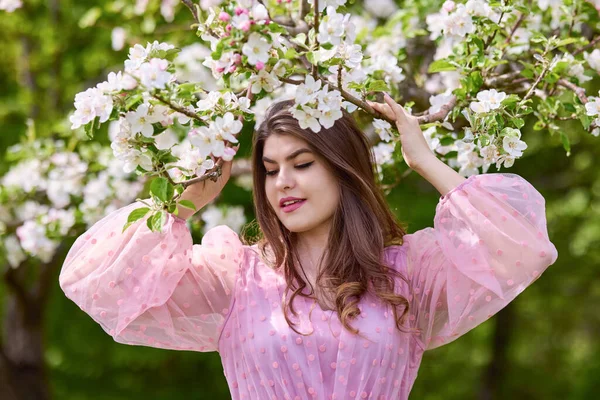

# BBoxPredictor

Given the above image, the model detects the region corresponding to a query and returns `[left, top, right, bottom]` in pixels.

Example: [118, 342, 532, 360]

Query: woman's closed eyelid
[265, 161, 314, 176]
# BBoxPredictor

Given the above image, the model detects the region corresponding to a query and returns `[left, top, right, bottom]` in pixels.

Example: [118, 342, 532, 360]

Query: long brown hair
[250, 99, 410, 335]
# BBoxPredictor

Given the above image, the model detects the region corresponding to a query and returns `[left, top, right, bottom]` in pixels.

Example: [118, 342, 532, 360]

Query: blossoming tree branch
[63, 0, 600, 232]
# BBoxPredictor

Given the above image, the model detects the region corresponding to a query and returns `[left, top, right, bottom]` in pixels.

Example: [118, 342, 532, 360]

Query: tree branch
[180, 0, 199, 24]
[152, 92, 202, 122]
[312, 0, 320, 80]
[573, 35, 600, 56]
[557, 78, 588, 104]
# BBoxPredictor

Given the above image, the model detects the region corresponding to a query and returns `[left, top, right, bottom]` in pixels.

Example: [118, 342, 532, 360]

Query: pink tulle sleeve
[401, 173, 558, 350]
[59, 202, 245, 352]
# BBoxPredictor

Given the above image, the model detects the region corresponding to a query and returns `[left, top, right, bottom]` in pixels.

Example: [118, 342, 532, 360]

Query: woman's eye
[296, 161, 314, 169]
[265, 162, 313, 177]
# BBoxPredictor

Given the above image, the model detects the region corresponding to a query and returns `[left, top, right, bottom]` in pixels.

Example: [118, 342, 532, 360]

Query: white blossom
[139, 58, 172, 89]
[250, 70, 280, 94]
[291, 106, 322, 133]
[125, 104, 162, 137]
[373, 119, 394, 142]
[364, 0, 398, 18]
[296, 75, 322, 105]
[503, 134, 528, 157]
[242, 33, 271, 66]
[585, 97, 600, 116]
[111, 27, 127, 51]
[307, 0, 347, 12]
[213, 112, 243, 143]
[0, 0, 22, 12]
[4, 235, 26, 268]
[16, 220, 58, 263]
[470, 89, 506, 113]
[584, 49, 600, 73]
[122, 148, 154, 172]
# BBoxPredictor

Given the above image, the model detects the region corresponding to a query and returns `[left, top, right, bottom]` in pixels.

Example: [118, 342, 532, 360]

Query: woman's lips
[281, 199, 306, 213]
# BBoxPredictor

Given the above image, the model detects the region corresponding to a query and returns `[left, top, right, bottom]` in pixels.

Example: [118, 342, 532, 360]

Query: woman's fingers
[383, 93, 407, 123]
[367, 100, 394, 120]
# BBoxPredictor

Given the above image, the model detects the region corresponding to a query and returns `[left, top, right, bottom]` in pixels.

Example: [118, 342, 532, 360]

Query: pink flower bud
[219, 12, 230, 22]
[226, 24, 232, 32]
[235, 7, 244, 16]
[240, 20, 251, 32]
[232, 54, 242, 64]
[228, 65, 237, 73]
[442, 1, 456, 12]
[222, 147, 237, 161]
[256, 61, 265, 70]
[216, 66, 225, 73]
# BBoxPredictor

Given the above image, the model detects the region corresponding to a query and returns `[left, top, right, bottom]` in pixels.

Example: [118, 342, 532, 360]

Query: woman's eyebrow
[262, 148, 313, 164]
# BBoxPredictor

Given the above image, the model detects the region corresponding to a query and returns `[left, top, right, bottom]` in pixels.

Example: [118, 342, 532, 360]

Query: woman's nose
[275, 168, 295, 190]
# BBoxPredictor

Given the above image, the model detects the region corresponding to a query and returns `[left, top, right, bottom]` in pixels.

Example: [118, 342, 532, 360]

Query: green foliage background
[1, 1, 599, 399]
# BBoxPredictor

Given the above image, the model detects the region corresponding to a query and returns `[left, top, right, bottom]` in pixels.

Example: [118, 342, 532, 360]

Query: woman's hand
[367, 93, 435, 171]
[176, 159, 234, 220]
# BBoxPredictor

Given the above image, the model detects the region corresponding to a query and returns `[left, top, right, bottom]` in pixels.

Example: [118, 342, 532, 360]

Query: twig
[312, 0, 320, 80]
[573, 35, 600, 56]
[280, 76, 305, 85]
[497, 13, 526, 61]
[300, 0, 310, 20]
[520, 47, 552, 105]
[152, 92, 202, 122]
[557, 78, 588, 104]
[484, 70, 523, 87]
[418, 95, 458, 124]
[180, 0, 199, 24]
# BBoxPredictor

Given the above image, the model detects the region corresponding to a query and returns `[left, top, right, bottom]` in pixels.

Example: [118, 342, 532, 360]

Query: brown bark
[478, 302, 516, 400]
[0, 243, 66, 400]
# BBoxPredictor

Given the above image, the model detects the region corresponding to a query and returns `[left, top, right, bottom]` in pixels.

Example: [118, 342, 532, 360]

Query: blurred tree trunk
[478, 303, 516, 400]
[0, 244, 65, 400]
[0, 292, 48, 400]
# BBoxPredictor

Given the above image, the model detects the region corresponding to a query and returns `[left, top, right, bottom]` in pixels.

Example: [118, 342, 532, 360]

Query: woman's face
[262, 134, 340, 235]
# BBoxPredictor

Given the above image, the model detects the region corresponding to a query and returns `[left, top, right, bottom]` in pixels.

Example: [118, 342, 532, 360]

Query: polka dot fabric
[59, 173, 558, 399]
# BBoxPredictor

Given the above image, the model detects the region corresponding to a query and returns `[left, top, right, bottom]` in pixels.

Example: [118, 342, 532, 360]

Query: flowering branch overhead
[59, 0, 600, 232]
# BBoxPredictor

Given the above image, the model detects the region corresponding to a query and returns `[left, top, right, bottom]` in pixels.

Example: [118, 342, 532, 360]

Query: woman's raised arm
[59, 201, 244, 352]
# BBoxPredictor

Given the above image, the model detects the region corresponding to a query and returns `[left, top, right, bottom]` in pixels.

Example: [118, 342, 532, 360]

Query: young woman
[59, 94, 558, 399]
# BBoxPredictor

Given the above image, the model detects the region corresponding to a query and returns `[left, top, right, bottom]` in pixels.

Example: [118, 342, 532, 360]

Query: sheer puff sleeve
[400, 173, 558, 350]
[59, 202, 245, 352]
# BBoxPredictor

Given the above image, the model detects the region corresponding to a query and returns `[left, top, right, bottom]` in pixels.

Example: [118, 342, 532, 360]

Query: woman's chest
[218, 263, 414, 376]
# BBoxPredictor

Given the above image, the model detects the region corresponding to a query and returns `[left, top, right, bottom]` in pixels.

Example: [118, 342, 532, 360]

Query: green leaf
[556, 38, 579, 48]
[579, 114, 591, 130]
[366, 80, 390, 92]
[428, 59, 457, 73]
[560, 132, 571, 155]
[150, 177, 170, 202]
[178, 200, 197, 211]
[84, 118, 96, 140]
[163, 48, 181, 61]
[511, 117, 525, 129]
[440, 136, 455, 146]
[147, 211, 167, 232]
[212, 40, 224, 61]
[122, 207, 150, 232]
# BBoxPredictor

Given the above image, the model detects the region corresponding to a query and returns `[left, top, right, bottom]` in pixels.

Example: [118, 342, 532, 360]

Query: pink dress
[59, 173, 557, 400]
